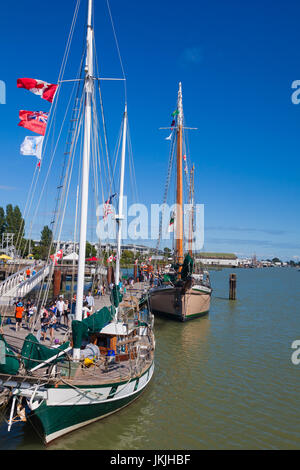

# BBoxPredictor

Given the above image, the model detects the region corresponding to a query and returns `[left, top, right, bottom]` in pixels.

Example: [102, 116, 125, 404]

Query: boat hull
[149, 285, 211, 321]
[30, 361, 154, 444]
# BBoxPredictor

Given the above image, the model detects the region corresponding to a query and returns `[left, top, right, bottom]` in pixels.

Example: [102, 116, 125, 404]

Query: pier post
[61, 271, 66, 294]
[107, 265, 114, 285]
[134, 263, 137, 282]
[53, 269, 61, 297]
[229, 273, 237, 300]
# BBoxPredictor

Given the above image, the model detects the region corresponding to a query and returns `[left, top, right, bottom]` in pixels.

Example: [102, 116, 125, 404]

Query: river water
[1, 267, 300, 450]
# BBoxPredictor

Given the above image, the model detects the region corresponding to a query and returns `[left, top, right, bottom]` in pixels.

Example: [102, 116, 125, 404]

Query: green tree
[121, 249, 134, 267]
[35, 225, 53, 260]
[5, 204, 24, 237]
[0, 207, 6, 237]
[86, 242, 97, 258]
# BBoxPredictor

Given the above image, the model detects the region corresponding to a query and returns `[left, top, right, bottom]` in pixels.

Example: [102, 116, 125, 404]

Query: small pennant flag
[168, 213, 175, 232]
[103, 193, 117, 219]
[17, 78, 58, 103]
[20, 136, 44, 160]
[172, 109, 179, 117]
[165, 132, 173, 141]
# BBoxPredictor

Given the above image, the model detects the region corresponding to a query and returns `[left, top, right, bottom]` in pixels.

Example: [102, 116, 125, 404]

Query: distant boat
[149, 83, 212, 321]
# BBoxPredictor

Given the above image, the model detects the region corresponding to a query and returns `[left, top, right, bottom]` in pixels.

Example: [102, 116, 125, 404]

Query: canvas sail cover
[111, 285, 123, 307]
[21, 333, 70, 371]
[72, 306, 115, 349]
[0, 334, 20, 375]
[181, 253, 194, 281]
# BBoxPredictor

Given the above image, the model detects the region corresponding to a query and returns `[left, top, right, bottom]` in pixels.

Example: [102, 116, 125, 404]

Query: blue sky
[0, 0, 300, 260]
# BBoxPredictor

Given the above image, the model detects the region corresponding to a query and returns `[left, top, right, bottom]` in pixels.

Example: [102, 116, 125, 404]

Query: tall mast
[176, 82, 184, 270]
[115, 104, 127, 294]
[74, 0, 93, 360]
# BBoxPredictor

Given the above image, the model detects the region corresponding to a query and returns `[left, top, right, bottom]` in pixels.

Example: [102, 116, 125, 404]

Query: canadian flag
[17, 78, 58, 103]
[107, 255, 113, 263]
[135, 259, 138, 265]
[50, 249, 63, 265]
[148, 257, 152, 262]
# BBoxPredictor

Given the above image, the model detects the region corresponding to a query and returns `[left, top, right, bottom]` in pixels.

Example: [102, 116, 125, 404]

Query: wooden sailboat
[0, 0, 154, 444]
[149, 83, 212, 321]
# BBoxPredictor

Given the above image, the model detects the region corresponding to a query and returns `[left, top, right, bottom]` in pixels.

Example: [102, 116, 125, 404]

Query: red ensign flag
[18, 110, 48, 135]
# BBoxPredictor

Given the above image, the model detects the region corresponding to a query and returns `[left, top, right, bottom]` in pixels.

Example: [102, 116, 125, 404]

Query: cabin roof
[100, 322, 134, 336]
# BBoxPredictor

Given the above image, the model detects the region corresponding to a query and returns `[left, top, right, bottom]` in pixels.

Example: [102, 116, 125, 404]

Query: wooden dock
[1, 281, 150, 349]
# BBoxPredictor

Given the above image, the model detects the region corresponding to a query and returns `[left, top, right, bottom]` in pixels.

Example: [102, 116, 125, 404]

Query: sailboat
[0, 0, 154, 444]
[149, 83, 212, 321]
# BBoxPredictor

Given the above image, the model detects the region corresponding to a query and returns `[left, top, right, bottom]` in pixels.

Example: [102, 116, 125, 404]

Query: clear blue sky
[0, 0, 300, 261]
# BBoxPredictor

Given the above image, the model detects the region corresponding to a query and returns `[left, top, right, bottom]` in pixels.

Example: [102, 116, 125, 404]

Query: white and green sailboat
[0, 0, 154, 444]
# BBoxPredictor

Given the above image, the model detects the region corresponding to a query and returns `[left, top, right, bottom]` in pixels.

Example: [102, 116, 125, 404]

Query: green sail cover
[181, 253, 194, 281]
[111, 285, 123, 307]
[0, 334, 20, 375]
[71, 305, 115, 349]
[21, 333, 70, 371]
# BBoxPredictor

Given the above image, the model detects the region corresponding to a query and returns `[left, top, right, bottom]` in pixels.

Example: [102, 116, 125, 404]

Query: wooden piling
[134, 263, 137, 281]
[229, 273, 237, 300]
[107, 265, 114, 285]
[53, 269, 61, 297]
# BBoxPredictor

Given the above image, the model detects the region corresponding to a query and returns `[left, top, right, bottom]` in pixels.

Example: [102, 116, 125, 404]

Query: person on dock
[40, 311, 49, 342]
[70, 296, 76, 325]
[56, 296, 64, 328]
[86, 291, 95, 313]
[48, 311, 57, 344]
[26, 303, 35, 329]
[26, 268, 31, 279]
[62, 299, 70, 327]
[82, 301, 92, 320]
[15, 300, 24, 332]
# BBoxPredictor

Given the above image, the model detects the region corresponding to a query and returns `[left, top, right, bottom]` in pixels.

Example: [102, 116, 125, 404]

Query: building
[33, 240, 152, 256]
[195, 252, 239, 267]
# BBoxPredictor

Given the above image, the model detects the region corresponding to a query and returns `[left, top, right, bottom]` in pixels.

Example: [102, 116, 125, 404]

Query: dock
[0, 281, 150, 349]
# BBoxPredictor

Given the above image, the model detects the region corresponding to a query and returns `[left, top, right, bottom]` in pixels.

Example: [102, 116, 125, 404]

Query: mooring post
[229, 273, 237, 300]
[134, 263, 137, 282]
[53, 269, 61, 297]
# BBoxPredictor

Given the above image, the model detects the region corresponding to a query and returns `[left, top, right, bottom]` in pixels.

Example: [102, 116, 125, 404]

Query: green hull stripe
[152, 309, 209, 322]
[108, 384, 118, 399]
[35, 387, 145, 441]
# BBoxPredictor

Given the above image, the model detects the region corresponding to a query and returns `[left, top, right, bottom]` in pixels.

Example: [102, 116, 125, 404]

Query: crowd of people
[11, 272, 159, 345]
[13, 290, 96, 345]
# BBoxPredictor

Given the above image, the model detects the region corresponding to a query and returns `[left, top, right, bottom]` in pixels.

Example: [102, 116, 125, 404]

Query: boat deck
[0, 281, 153, 387]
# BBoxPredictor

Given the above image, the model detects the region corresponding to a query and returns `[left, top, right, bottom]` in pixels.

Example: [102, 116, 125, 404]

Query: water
[1, 267, 300, 449]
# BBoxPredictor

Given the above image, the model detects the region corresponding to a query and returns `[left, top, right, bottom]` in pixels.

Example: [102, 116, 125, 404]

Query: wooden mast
[176, 82, 184, 271]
